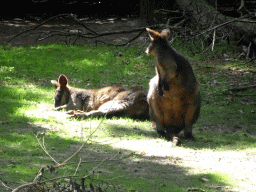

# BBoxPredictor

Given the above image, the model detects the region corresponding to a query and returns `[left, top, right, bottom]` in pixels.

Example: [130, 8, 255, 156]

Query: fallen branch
[196, 13, 254, 37]
[225, 85, 256, 93]
[6, 13, 182, 46]
[36, 23, 180, 45]
[12, 175, 81, 192]
[222, 84, 256, 96]
[10, 115, 118, 191]
[6, 13, 97, 44]
[0, 178, 13, 191]
[95, 30, 145, 46]
[35, 133, 60, 166]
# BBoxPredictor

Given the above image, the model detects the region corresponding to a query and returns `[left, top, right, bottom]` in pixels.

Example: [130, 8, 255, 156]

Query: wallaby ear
[58, 74, 68, 90]
[51, 80, 59, 89]
[160, 29, 170, 40]
[146, 28, 160, 41]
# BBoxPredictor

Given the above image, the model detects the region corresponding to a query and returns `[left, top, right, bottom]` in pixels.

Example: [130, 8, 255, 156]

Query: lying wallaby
[51, 74, 149, 120]
[146, 28, 201, 144]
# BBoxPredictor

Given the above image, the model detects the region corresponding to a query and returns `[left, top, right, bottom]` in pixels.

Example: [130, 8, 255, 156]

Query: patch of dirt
[0, 17, 148, 46]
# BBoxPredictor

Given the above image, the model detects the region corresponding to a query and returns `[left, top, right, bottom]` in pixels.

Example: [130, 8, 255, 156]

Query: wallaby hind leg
[70, 100, 136, 119]
[69, 100, 125, 119]
[156, 127, 166, 138]
[149, 107, 166, 137]
[150, 119, 166, 137]
[153, 121, 166, 138]
[70, 108, 117, 119]
[183, 125, 194, 140]
[184, 101, 200, 140]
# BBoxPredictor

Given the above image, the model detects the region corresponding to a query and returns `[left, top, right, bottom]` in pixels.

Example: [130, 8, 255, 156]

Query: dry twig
[0, 178, 13, 191]
[35, 133, 60, 166]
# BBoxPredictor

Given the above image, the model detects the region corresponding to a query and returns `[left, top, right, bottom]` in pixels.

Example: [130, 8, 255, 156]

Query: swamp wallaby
[51, 74, 149, 120]
[146, 28, 201, 144]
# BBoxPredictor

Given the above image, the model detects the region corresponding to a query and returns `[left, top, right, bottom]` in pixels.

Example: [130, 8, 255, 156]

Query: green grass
[0, 43, 256, 191]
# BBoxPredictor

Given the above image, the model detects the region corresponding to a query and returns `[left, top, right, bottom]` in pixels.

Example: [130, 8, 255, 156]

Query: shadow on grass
[102, 120, 156, 138]
[0, 122, 236, 192]
[182, 130, 256, 150]
[98, 120, 256, 151]
[0, 85, 52, 124]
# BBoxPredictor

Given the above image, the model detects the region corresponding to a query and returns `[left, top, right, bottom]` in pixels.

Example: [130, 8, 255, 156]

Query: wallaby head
[145, 28, 170, 55]
[146, 28, 175, 95]
[51, 74, 70, 108]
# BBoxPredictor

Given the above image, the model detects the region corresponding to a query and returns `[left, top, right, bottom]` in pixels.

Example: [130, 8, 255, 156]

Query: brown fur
[146, 28, 201, 143]
[51, 74, 149, 120]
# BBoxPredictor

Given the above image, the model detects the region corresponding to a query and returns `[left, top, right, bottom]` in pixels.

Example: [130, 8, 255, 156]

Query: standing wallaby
[51, 74, 149, 120]
[146, 28, 201, 144]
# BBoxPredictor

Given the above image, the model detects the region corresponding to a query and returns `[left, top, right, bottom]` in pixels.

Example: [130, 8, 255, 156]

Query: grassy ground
[0, 43, 256, 191]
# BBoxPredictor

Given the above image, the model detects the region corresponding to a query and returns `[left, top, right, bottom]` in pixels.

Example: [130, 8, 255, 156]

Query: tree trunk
[140, 0, 156, 25]
[175, 0, 256, 37]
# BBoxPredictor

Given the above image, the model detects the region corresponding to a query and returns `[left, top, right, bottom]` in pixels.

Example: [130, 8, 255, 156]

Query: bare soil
[0, 17, 147, 46]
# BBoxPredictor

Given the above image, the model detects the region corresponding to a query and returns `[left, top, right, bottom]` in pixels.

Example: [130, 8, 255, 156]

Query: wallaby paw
[171, 136, 181, 146]
[165, 134, 181, 146]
